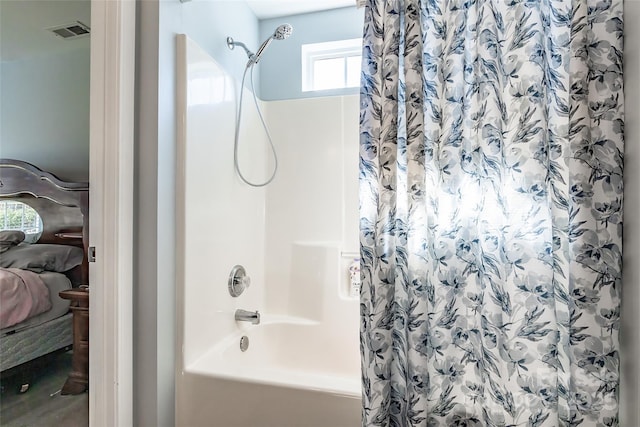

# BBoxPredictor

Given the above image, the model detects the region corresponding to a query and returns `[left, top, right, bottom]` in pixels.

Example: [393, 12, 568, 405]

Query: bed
[0, 159, 89, 375]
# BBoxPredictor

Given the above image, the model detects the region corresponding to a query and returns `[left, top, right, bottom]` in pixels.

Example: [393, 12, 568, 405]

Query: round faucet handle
[229, 265, 251, 297]
[239, 275, 251, 289]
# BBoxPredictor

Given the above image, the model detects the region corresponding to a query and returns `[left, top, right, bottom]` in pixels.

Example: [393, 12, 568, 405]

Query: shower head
[226, 23, 293, 66]
[252, 24, 293, 64]
[273, 23, 293, 40]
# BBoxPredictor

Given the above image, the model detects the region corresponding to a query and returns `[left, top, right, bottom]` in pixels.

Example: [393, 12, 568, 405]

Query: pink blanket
[0, 268, 52, 329]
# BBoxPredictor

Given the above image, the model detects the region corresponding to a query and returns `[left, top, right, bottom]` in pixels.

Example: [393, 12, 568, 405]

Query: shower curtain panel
[359, 0, 624, 426]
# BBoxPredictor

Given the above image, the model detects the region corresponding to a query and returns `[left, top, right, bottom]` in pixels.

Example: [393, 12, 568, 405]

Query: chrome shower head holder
[226, 37, 253, 58]
[226, 23, 293, 65]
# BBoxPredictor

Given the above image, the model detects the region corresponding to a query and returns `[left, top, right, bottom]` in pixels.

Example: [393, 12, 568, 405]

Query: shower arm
[226, 37, 255, 62]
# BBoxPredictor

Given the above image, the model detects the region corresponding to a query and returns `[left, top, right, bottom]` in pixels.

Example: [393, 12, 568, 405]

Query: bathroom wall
[138, 3, 363, 425]
[176, 34, 267, 369]
[263, 95, 359, 318]
[174, 28, 361, 423]
[258, 7, 364, 101]
[141, 3, 639, 427]
[135, 2, 260, 426]
[621, 0, 640, 424]
[258, 7, 362, 323]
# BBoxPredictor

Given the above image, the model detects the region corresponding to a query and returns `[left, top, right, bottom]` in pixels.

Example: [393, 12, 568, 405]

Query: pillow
[0, 231, 25, 254]
[0, 243, 84, 273]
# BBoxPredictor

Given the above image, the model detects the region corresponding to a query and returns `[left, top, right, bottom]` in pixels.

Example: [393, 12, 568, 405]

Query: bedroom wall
[0, 49, 90, 181]
[0, 0, 90, 182]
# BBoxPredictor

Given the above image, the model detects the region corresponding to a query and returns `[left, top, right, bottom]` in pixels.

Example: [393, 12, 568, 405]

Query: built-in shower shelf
[340, 251, 359, 258]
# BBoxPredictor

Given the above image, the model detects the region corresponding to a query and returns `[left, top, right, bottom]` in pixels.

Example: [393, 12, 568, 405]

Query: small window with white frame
[302, 38, 362, 92]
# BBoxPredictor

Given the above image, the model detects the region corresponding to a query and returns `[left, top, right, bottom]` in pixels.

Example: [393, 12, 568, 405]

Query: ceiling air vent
[47, 21, 90, 40]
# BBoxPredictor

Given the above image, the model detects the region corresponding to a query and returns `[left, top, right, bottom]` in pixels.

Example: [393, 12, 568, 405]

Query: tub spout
[235, 309, 260, 325]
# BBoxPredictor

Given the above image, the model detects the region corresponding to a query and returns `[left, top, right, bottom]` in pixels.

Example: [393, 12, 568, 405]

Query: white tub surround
[176, 35, 361, 427]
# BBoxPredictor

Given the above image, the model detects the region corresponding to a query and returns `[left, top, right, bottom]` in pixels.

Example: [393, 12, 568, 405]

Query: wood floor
[0, 351, 88, 427]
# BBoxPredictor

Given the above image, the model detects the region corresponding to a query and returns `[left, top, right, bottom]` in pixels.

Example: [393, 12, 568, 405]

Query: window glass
[302, 38, 362, 92]
[0, 201, 43, 243]
[346, 55, 361, 88]
[313, 57, 346, 90]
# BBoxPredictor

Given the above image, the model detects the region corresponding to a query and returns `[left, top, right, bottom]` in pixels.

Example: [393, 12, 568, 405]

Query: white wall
[0, 48, 90, 181]
[264, 95, 359, 315]
[259, 95, 360, 374]
[174, 39, 361, 426]
[176, 34, 267, 369]
[621, 1, 640, 424]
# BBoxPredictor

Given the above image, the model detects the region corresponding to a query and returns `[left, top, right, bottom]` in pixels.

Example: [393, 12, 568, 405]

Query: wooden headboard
[0, 159, 89, 285]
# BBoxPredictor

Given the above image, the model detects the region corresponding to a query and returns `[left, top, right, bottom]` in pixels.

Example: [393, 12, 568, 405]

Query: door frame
[89, 0, 135, 425]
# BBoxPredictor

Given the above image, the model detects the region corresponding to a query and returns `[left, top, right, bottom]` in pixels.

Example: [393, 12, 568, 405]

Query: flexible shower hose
[233, 62, 278, 187]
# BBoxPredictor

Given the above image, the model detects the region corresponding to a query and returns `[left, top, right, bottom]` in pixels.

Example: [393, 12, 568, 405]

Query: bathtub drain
[240, 335, 249, 352]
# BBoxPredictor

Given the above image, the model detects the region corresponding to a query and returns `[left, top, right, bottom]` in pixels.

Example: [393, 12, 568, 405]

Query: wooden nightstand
[59, 288, 89, 395]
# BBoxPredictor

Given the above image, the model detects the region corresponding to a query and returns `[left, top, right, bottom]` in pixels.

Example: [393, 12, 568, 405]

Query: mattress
[1, 271, 72, 336]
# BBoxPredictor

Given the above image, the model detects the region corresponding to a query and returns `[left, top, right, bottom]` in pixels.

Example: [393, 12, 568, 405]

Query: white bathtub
[177, 316, 362, 427]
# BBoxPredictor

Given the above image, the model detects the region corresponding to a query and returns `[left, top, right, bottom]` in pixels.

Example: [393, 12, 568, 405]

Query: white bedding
[1, 271, 72, 336]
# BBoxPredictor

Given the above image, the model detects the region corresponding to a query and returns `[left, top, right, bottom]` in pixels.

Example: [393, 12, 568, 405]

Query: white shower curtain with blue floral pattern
[359, 0, 624, 425]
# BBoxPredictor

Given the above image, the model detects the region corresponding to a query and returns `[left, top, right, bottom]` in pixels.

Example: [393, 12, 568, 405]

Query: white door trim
[89, 0, 135, 425]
